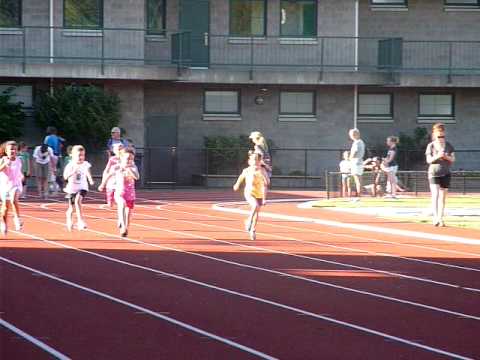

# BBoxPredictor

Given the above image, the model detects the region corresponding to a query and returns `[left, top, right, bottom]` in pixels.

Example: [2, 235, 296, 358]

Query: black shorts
[65, 190, 88, 205]
[429, 174, 451, 189]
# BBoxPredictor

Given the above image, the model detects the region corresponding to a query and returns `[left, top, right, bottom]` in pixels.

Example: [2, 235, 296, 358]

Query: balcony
[1, 27, 480, 85]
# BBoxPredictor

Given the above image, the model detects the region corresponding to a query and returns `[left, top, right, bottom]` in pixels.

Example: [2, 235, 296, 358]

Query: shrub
[397, 127, 429, 169]
[0, 87, 26, 142]
[204, 135, 251, 174]
[35, 85, 121, 150]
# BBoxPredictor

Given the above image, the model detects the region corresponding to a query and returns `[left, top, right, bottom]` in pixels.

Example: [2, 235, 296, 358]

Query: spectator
[348, 128, 365, 201]
[107, 127, 127, 156]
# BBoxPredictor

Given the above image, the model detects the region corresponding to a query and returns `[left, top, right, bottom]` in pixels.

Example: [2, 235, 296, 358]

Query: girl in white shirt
[63, 145, 94, 231]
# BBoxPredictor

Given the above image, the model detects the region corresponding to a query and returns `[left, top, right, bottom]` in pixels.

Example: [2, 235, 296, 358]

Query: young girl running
[233, 152, 269, 241]
[63, 145, 94, 231]
[99, 142, 125, 208]
[0, 141, 24, 235]
[99, 148, 139, 237]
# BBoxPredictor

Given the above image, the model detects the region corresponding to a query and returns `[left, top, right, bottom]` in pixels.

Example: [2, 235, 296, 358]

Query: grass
[312, 196, 480, 230]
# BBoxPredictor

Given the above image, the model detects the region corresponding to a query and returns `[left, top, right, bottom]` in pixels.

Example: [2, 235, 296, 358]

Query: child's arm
[233, 170, 246, 191]
[63, 163, 77, 181]
[125, 165, 139, 181]
[87, 169, 94, 186]
[0, 157, 9, 172]
[98, 170, 115, 191]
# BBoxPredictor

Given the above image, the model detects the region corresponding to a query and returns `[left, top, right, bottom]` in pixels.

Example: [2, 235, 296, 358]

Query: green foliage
[204, 135, 251, 174]
[35, 85, 121, 151]
[397, 127, 430, 169]
[0, 87, 26, 142]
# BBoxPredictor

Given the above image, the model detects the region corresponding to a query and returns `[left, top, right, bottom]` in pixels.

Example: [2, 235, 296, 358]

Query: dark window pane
[419, 94, 453, 116]
[64, 0, 102, 28]
[0, 0, 21, 27]
[371, 0, 407, 4]
[230, 0, 265, 36]
[147, 0, 165, 34]
[445, 0, 478, 5]
[280, 0, 316, 37]
[358, 94, 392, 116]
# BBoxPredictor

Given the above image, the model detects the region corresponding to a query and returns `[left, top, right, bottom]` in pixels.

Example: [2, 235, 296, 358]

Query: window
[445, 0, 479, 6]
[280, 0, 316, 37]
[358, 94, 393, 118]
[419, 94, 454, 117]
[64, 0, 103, 29]
[204, 91, 240, 114]
[230, 0, 266, 36]
[370, 0, 407, 5]
[147, 0, 166, 34]
[0, 85, 33, 108]
[280, 91, 315, 115]
[0, 0, 21, 27]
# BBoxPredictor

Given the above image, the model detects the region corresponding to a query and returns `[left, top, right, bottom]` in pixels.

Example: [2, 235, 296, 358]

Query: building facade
[1, 0, 479, 184]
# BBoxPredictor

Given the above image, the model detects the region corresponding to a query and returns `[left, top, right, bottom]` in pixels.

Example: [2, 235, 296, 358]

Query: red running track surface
[1, 189, 480, 359]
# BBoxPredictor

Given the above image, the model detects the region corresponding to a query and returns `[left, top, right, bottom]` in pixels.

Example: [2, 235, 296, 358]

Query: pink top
[0, 157, 23, 192]
[105, 156, 120, 190]
[115, 165, 138, 201]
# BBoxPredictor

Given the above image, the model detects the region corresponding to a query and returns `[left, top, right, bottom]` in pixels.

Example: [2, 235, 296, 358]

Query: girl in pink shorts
[100, 148, 139, 237]
[99, 142, 125, 207]
[0, 141, 24, 235]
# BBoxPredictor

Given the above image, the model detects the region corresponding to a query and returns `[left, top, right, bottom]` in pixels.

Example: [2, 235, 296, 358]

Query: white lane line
[6, 231, 474, 360]
[85, 190, 480, 259]
[0, 255, 278, 360]
[213, 203, 480, 245]
[145, 203, 480, 273]
[38, 200, 480, 293]
[0, 318, 71, 360]
[20, 204, 480, 323]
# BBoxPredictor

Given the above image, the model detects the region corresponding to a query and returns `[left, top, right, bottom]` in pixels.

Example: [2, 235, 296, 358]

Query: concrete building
[1, 0, 479, 184]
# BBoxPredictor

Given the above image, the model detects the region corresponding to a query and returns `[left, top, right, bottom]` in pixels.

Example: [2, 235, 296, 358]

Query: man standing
[107, 127, 127, 156]
[348, 128, 365, 200]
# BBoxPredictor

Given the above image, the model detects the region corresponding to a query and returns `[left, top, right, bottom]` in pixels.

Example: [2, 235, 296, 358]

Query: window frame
[0, 0, 22, 28]
[279, 0, 317, 38]
[63, 0, 104, 29]
[229, 0, 267, 37]
[444, 0, 480, 6]
[279, 90, 316, 116]
[370, 0, 408, 6]
[417, 92, 455, 119]
[146, 0, 166, 35]
[203, 90, 241, 115]
[0, 83, 34, 109]
[357, 93, 393, 119]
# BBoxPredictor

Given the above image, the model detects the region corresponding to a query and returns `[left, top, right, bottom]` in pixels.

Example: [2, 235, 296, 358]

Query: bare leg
[388, 172, 397, 197]
[1, 200, 9, 234]
[75, 194, 86, 229]
[438, 188, 448, 226]
[116, 198, 128, 236]
[429, 183, 440, 225]
[352, 175, 362, 198]
[66, 201, 74, 231]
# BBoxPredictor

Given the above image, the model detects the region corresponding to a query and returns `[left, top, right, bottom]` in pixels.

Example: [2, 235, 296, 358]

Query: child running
[0, 141, 24, 235]
[99, 142, 125, 209]
[233, 152, 269, 240]
[99, 148, 139, 237]
[63, 145, 94, 231]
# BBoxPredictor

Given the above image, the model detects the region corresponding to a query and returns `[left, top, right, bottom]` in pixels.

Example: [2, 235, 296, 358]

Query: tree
[0, 87, 26, 142]
[35, 85, 121, 150]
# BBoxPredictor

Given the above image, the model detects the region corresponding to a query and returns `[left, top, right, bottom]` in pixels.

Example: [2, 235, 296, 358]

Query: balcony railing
[1, 27, 480, 77]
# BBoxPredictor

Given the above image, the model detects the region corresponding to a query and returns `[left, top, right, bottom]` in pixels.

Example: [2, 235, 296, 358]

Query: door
[179, 0, 210, 67]
[145, 115, 178, 186]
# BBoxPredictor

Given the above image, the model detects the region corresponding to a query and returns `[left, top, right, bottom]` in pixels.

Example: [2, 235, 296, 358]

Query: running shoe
[13, 217, 23, 231]
[77, 220, 87, 231]
[249, 229, 256, 241]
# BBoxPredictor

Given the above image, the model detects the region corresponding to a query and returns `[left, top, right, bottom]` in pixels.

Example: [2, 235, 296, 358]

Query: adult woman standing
[425, 123, 455, 227]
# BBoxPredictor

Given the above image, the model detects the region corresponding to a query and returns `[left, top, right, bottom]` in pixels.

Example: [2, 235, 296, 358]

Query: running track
[1, 190, 480, 359]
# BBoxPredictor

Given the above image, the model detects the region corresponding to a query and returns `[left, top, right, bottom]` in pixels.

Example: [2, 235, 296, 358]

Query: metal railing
[325, 170, 480, 198]
[2, 27, 480, 76]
